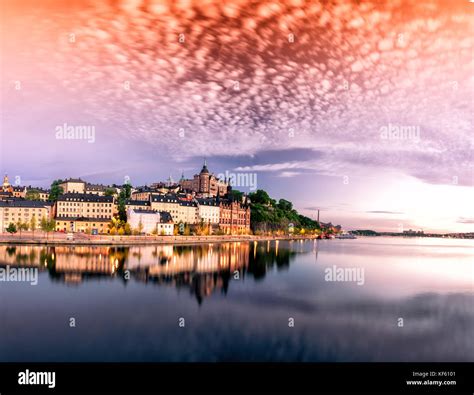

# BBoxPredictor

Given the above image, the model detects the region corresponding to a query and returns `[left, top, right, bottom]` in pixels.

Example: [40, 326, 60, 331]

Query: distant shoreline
[0, 233, 319, 246]
[1, 233, 471, 246]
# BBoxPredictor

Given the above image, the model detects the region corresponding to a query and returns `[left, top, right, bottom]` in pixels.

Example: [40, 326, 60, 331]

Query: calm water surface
[0, 237, 472, 362]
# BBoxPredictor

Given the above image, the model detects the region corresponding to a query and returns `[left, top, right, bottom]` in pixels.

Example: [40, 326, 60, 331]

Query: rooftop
[151, 193, 179, 203]
[61, 178, 86, 184]
[196, 198, 218, 206]
[57, 193, 114, 202]
[128, 208, 158, 215]
[159, 211, 173, 223]
[0, 200, 53, 208]
[125, 199, 150, 206]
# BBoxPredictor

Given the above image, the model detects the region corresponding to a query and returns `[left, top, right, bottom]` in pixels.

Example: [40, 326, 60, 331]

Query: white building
[196, 198, 220, 224]
[157, 211, 174, 235]
[127, 208, 174, 235]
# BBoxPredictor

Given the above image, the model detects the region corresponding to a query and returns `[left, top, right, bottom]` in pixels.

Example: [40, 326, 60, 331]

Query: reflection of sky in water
[0, 237, 472, 362]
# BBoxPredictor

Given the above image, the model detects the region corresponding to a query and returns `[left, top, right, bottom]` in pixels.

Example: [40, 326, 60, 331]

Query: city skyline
[1, 0, 473, 233]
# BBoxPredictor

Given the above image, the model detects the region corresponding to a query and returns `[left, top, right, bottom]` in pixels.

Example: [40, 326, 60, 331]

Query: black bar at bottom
[0, 362, 472, 394]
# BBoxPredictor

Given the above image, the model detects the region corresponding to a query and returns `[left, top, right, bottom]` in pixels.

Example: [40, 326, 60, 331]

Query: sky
[0, 0, 473, 233]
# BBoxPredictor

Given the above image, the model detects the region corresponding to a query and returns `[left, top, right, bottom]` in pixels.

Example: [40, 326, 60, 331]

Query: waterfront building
[127, 208, 161, 234]
[219, 197, 251, 234]
[136, 193, 200, 224]
[196, 198, 220, 224]
[179, 161, 228, 198]
[157, 211, 174, 235]
[0, 200, 54, 232]
[177, 200, 199, 224]
[127, 208, 174, 235]
[56, 193, 114, 220]
[150, 194, 181, 222]
[55, 217, 110, 234]
[125, 199, 151, 212]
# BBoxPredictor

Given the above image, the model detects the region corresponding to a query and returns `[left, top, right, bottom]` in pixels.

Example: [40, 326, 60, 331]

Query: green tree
[40, 217, 47, 236]
[137, 218, 144, 235]
[248, 189, 321, 234]
[16, 221, 28, 237]
[184, 223, 190, 236]
[117, 183, 132, 222]
[6, 223, 17, 234]
[104, 187, 116, 197]
[25, 190, 40, 200]
[49, 180, 64, 202]
[229, 189, 244, 201]
[277, 199, 293, 211]
[40, 218, 56, 240]
[29, 216, 37, 237]
[249, 189, 272, 205]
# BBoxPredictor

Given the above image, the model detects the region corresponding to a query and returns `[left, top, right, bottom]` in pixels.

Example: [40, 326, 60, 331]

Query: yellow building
[196, 198, 220, 224]
[56, 193, 115, 220]
[59, 178, 86, 194]
[178, 200, 199, 224]
[55, 217, 110, 234]
[0, 200, 54, 232]
[150, 194, 181, 222]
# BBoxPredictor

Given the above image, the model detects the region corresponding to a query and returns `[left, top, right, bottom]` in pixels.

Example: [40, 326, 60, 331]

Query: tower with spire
[2, 174, 12, 193]
[178, 160, 229, 198]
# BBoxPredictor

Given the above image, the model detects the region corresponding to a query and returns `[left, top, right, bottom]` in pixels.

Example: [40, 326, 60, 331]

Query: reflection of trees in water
[0, 242, 297, 301]
[247, 244, 294, 280]
[141, 243, 246, 304]
[6, 246, 17, 257]
[145, 269, 232, 305]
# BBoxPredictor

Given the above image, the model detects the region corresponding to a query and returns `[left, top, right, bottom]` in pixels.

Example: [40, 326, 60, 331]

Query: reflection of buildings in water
[0, 245, 50, 268]
[53, 246, 121, 283]
[129, 243, 250, 304]
[0, 241, 297, 296]
[127, 242, 250, 275]
[0, 245, 125, 284]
